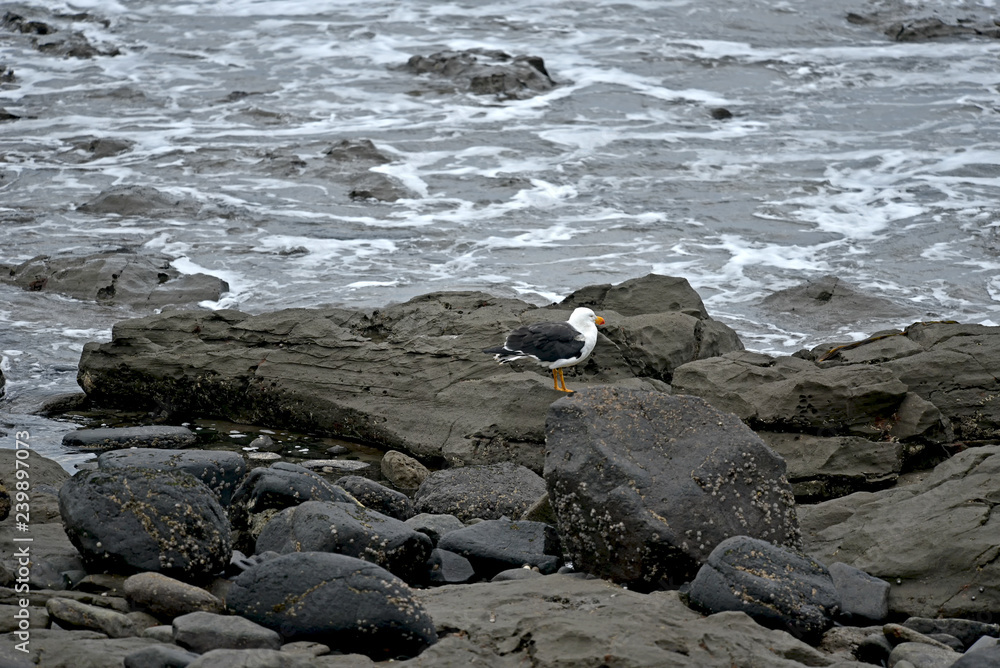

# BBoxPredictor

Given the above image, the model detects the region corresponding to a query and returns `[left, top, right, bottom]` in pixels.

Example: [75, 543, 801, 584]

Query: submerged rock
[405, 48, 555, 100]
[1, 251, 228, 308]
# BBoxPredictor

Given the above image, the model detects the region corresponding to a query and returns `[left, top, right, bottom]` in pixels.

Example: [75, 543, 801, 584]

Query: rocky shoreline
[3, 274, 1000, 667]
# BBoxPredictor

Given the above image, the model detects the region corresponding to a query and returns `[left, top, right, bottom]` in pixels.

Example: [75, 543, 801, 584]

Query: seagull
[483, 307, 606, 393]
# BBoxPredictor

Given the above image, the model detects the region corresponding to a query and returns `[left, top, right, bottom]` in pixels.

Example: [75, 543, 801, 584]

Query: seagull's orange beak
[595, 316, 606, 326]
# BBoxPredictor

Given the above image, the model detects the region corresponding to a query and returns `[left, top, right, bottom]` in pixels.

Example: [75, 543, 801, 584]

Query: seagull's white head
[568, 307, 606, 329]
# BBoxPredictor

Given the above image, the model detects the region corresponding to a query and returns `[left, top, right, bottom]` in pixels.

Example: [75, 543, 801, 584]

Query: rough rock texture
[799, 445, 1000, 618]
[124, 645, 201, 668]
[414, 462, 546, 521]
[1, 251, 228, 308]
[59, 468, 232, 580]
[687, 536, 840, 643]
[404, 513, 466, 546]
[6, 629, 160, 668]
[405, 48, 556, 100]
[123, 572, 224, 619]
[414, 574, 869, 668]
[545, 387, 799, 589]
[227, 551, 437, 660]
[255, 501, 432, 583]
[63, 426, 197, 451]
[336, 475, 415, 520]
[758, 432, 904, 502]
[76, 275, 738, 468]
[436, 519, 561, 578]
[98, 448, 246, 506]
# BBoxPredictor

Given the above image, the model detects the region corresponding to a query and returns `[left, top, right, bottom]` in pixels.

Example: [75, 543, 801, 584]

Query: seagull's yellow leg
[551, 369, 560, 391]
[557, 368, 573, 393]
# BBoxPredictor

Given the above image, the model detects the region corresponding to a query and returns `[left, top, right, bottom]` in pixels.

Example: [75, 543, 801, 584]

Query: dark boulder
[545, 387, 800, 589]
[687, 536, 840, 643]
[414, 462, 545, 522]
[98, 448, 246, 506]
[75, 276, 741, 468]
[436, 519, 561, 579]
[1, 251, 228, 309]
[255, 500, 432, 583]
[759, 275, 911, 332]
[124, 645, 200, 668]
[335, 475, 414, 520]
[228, 463, 357, 553]
[226, 551, 437, 660]
[405, 48, 555, 100]
[59, 468, 231, 580]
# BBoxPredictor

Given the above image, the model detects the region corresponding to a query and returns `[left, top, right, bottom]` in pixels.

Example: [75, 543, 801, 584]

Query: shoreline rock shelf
[23, 274, 1000, 664]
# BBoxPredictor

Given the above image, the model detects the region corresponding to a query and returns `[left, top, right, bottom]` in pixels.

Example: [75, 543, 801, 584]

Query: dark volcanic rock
[1, 251, 228, 308]
[323, 138, 392, 167]
[544, 387, 800, 589]
[255, 500, 432, 583]
[687, 536, 840, 643]
[74, 276, 741, 468]
[348, 172, 414, 202]
[799, 445, 1000, 618]
[227, 551, 437, 660]
[63, 426, 197, 451]
[229, 463, 357, 552]
[405, 48, 555, 100]
[335, 475, 414, 520]
[414, 462, 546, 522]
[558, 273, 710, 318]
[436, 519, 560, 579]
[59, 468, 232, 580]
[98, 448, 246, 506]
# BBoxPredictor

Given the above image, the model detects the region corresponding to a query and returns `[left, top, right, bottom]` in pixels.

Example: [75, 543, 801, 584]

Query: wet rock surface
[413, 462, 545, 521]
[1, 251, 228, 308]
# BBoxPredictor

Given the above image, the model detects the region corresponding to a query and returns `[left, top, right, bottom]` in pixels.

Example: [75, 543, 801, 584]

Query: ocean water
[3, 0, 1000, 465]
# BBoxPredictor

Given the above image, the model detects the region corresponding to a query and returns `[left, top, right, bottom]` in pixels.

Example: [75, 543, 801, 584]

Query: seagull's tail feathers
[482, 346, 523, 364]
